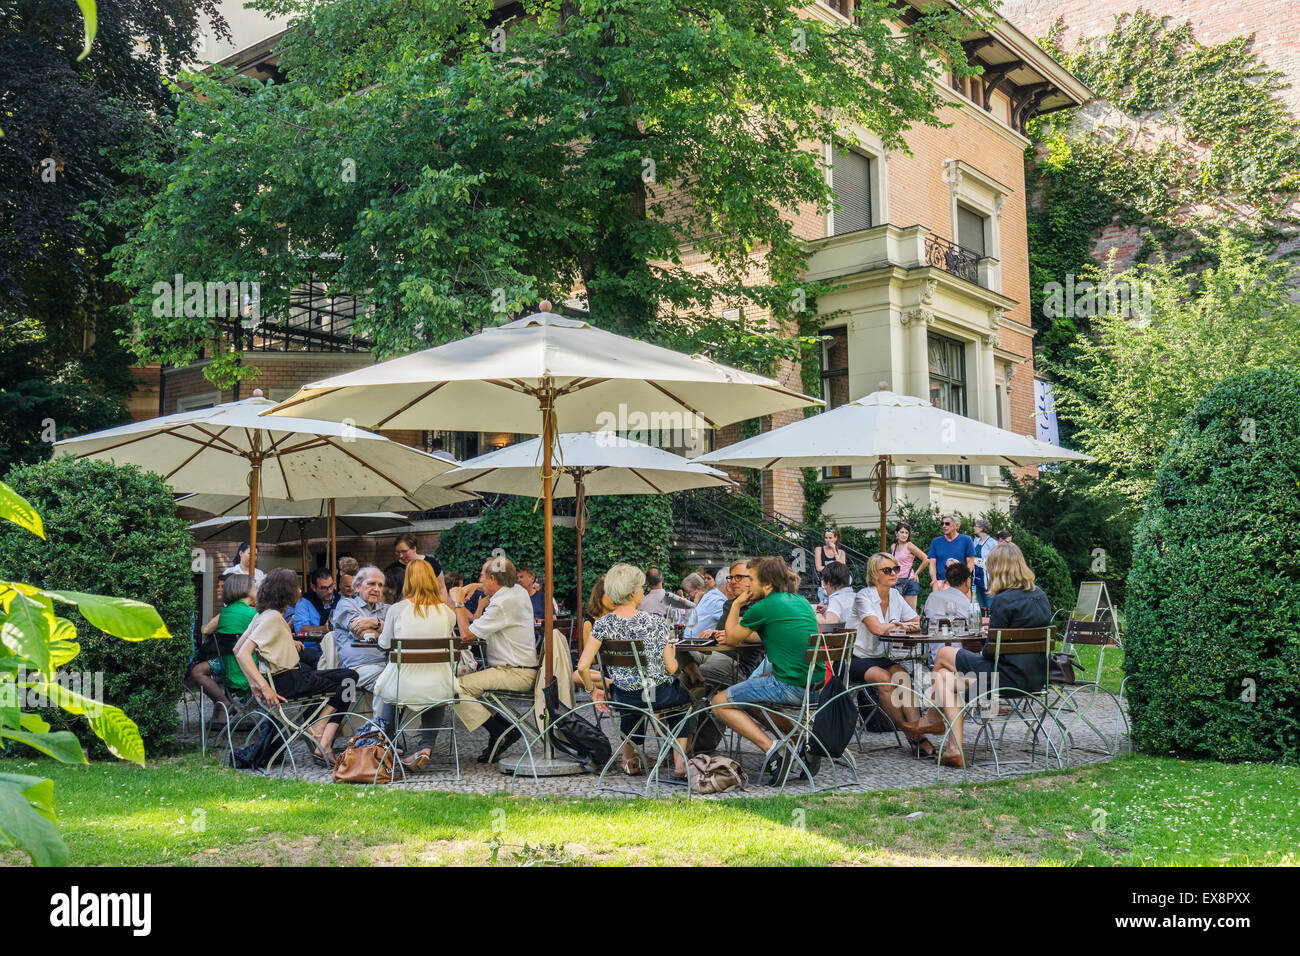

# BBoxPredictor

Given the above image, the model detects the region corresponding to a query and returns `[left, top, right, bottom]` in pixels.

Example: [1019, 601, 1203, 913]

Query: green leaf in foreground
[27, 681, 145, 766]
[0, 781, 67, 866]
[41, 590, 170, 641]
[0, 727, 86, 764]
[0, 483, 44, 539]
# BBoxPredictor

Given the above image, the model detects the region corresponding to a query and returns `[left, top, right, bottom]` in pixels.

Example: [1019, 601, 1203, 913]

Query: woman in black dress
[902, 543, 1051, 768]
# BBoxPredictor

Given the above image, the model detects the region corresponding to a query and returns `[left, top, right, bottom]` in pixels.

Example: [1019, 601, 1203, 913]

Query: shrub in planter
[0, 458, 194, 756]
[1124, 369, 1300, 762]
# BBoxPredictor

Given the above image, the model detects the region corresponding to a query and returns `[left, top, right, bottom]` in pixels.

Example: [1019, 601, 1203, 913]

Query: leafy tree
[111, 0, 995, 384]
[1, 479, 168, 866]
[1, 0, 227, 464]
[1125, 369, 1300, 762]
[0, 457, 194, 755]
[1050, 233, 1300, 503]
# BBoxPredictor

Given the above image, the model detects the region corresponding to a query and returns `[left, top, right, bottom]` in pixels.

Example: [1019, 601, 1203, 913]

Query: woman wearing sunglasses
[851, 553, 934, 759]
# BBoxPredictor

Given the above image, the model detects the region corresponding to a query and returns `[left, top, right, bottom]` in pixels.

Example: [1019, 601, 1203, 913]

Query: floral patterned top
[591, 611, 675, 691]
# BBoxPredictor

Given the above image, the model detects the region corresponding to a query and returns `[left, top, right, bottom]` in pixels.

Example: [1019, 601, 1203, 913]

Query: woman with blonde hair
[851, 552, 932, 758]
[371, 559, 458, 770]
[902, 543, 1052, 768]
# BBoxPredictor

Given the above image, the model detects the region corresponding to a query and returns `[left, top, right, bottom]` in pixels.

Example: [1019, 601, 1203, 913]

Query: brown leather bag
[1049, 652, 1080, 685]
[332, 731, 395, 785]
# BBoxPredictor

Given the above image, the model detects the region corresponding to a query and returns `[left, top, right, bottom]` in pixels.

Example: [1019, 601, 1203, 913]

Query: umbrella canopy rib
[643, 380, 720, 429]
[374, 381, 448, 430]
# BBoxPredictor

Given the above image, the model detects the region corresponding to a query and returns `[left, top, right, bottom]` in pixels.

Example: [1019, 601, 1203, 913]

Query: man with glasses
[691, 559, 762, 687]
[292, 568, 338, 667]
[926, 514, 975, 591]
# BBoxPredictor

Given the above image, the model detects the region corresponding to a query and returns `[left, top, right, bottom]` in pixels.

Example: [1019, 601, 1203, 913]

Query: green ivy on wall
[1026, 12, 1300, 377]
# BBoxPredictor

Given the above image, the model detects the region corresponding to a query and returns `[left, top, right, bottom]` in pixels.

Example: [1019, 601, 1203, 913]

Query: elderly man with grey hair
[926, 513, 976, 591]
[683, 569, 727, 641]
[329, 565, 391, 714]
[450, 554, 539, 762]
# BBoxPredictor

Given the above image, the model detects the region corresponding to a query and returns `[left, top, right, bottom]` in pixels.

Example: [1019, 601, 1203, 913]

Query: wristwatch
[455, 601, 466, 608]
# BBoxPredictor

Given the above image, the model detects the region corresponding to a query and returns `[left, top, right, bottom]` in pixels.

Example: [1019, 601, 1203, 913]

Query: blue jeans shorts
[725, 660, 806, 708]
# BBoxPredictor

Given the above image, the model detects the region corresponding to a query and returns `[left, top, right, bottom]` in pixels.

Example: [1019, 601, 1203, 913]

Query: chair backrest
[594, 638, 646, 672]
[805, 630, 855, 667]
[390, 636, 456, 665]
[1064, 617, 1117, 647]
[988, 626, 1053, 658]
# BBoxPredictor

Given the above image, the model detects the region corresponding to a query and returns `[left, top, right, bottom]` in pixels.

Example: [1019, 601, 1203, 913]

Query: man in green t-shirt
[710, 557, 819, 785]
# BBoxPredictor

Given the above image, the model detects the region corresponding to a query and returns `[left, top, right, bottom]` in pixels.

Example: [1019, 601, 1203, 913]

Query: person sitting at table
[450, 555, 539, 762]
[692, 559, 764, 689]
[222, 541, 265, 588]
[382, 562, 405, 606]
[572, 576, 613, 692]
[371, 559, 457, 771]
[903, 542, 1051, 769]
[212, 573, 258, 700]
[637, 567, 669, 616]
[185, 578, 244, 722]
[292, 567, 337, 668]
[518, 565, 561, 620]
[330, 565, 392, 719]
[337, 556, 359, 597]
[710, 556, 818, 784]
[922, 561, 978, 659]
[233, 568, 360, 766]
[852, 553, 932, 758]
[683, 571, 726, 640]
[815, 561, 856, 629]
[573, 563, 691, 778]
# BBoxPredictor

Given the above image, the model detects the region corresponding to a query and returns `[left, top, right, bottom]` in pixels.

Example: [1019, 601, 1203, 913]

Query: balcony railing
[924, 234, 981, 286]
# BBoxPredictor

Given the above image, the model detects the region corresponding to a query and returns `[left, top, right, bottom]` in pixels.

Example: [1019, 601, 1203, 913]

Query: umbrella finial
[253, 388, 264, 397]
[877, 381, 889, 391]
[539, 299, 552, 312]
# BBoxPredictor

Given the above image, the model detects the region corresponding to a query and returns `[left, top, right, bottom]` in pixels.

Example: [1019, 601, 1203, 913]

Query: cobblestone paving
[180, 688, 1128, 800]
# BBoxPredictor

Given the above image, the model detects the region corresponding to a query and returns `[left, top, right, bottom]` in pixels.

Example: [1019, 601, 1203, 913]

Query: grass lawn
[4, 751, 1296, 866]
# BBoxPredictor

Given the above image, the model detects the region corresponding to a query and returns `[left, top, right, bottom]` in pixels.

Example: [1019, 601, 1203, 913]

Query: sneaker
[764, 747, 794, 787]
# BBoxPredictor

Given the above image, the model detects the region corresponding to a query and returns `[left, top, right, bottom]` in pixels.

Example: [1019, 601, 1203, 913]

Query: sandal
[908, 737, 937, 760]
[309, 736, 335, 769]
[621, 755, 644, 776]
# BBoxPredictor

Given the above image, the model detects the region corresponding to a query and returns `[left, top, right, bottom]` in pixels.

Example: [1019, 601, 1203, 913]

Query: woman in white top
[222, 541, 266, 587]
[852, 552, 935, 760]
[371, 560, 457, 769]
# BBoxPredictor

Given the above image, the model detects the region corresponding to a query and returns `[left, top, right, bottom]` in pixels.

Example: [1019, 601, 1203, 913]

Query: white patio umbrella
[694, 386, 1093, 551]
[175, 484, 476, 573]
[53, 393, 460, 574]
[439, 431, 734, 603]
[189, 512, 410, 581]
[262, 303, 820, 687]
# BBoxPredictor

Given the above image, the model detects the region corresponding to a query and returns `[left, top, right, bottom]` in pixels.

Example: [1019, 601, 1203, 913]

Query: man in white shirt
[684, 572, 727, 640]
[452, 555, 539, 761]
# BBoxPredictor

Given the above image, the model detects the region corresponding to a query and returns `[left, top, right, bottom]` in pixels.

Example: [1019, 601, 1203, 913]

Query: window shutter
[957, 204, 986, 256]
[831, 147, 872, 235]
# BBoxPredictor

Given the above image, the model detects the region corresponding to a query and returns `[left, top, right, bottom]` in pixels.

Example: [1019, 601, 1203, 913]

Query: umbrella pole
[878, 455, 888, 552]
[329, 498, 337, 575]
[300, 523, 309, 588]
[541, 383, 555, 686]
[575, 472, 585, 616]
[248, 454, 261, 576]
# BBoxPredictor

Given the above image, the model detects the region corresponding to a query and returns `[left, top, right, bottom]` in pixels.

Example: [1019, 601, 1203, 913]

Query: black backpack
[542, 679, 613, 768]
[808, 664, 857, 759]
[228, 720, 280, 771]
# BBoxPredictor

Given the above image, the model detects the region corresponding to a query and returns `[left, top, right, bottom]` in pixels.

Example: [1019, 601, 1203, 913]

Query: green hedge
[1124, 369, 1300, 762]
[0, 457, 194, 756]
[434, 494, 672, 609]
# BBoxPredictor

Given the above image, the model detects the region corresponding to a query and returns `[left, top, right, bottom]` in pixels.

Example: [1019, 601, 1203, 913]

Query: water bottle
[970, 597, 982, 632]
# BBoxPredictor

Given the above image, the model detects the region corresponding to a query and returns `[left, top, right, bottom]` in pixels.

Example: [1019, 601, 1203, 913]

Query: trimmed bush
[0, 457, 194, 756]
[1125, 369, 1300, 762]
